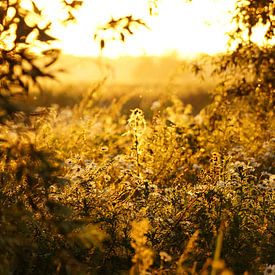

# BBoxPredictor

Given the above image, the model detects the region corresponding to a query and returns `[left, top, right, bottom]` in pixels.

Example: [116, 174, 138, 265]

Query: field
[1, 54, 274, 275]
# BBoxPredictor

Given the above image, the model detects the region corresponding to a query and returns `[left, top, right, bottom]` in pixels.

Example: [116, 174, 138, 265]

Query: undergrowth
[1, 0, 274, 273]
[1, 77, 274, 274]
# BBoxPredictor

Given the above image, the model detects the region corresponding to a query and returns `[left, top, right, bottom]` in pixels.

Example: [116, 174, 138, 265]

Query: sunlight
[27, 0, 271, 58]
[25, 0, 237, 58]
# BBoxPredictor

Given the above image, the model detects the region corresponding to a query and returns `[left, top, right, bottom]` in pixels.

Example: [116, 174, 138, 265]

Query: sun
[28, 0, 269, 58]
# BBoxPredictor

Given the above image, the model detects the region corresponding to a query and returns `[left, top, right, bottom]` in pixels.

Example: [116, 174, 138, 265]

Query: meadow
[1, 0, 275, 273]
[1, 51, 274, 275]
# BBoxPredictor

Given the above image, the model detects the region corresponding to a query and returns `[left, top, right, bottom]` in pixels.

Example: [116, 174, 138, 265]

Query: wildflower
[159, 251, 172, 262]
[151, 100, 161, 111]
[216, 180, 226, 188]
[264, 265, 275, 275]
[193, 163, 202, 171]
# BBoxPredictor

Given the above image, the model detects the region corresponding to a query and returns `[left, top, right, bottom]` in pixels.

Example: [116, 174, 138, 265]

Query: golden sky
[27, 0, 272, 58]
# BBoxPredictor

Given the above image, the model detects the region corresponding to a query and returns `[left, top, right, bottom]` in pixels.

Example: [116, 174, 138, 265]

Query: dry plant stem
[134, 134, 141, 179]
[177, 230, 199, 274]
[211, 227, 224, 275]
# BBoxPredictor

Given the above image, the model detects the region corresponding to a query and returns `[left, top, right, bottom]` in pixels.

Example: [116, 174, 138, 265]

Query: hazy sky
[30, 0, 270, 58]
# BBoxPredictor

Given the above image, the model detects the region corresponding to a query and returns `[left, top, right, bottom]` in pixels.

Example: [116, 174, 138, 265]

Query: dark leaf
[70, 1, 83, 9]
[37, 24, 56, 42]
[37, 30, 56, 42]
[31, 1, 42, 16]
[0, 6, 6, 23]
[100, 39, 105, 50]
[15, 17, 34, 43]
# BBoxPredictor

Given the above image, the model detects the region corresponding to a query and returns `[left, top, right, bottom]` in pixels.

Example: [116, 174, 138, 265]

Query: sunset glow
[27, 0, 272, 58]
